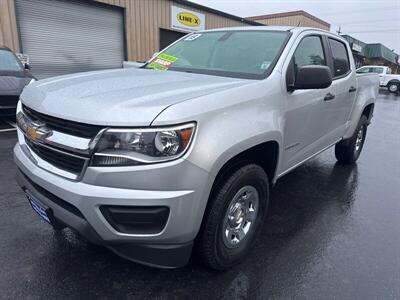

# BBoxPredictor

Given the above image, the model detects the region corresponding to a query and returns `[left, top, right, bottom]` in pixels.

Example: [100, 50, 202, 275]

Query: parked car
[356, 65, 400, 93]
[14, 27, 379, 270]
[0, 46, 35, 116]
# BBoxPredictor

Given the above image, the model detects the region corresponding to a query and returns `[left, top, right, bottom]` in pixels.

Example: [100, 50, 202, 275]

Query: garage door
[15, 0, 125, 79]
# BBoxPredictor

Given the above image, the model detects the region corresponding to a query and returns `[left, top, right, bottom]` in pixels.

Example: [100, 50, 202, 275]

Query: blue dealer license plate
[26, 191, 51, 224]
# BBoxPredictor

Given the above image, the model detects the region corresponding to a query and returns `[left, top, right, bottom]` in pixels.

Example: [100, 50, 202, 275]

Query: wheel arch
[209, 140, 280, 195]
[387, 79, 400, 86]
[362, 103, 375, 123]
[195, 139, 280, 243]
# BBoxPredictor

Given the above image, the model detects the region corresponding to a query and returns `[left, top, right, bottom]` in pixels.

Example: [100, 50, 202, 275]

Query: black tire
[197, 164, 269, 270]
[388, 82, 399, 94]
[335, 115, 368, 164]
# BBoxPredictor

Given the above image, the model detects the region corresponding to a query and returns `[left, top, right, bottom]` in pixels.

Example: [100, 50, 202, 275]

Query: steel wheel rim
[355, 126, 364, 153]
[222, 185, 259, 248]
[389, 84, 398, 92]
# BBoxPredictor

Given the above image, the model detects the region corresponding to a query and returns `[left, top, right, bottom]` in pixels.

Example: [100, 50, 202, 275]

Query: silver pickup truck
[14, 27, 379, 270]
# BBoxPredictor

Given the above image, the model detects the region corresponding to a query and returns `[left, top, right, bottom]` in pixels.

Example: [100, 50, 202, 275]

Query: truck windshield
[0, 49, 23, 71]
[144, 30, 290, 79]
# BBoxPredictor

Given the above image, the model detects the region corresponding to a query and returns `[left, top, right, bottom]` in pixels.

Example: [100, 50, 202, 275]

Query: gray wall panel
[16, 0, 125, 79]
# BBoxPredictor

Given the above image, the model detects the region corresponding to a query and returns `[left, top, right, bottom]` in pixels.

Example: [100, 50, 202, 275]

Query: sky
[190, 0, 400, 54]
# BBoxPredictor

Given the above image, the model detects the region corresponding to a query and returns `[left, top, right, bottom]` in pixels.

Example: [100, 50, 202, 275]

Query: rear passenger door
[324, 37, 357, 137]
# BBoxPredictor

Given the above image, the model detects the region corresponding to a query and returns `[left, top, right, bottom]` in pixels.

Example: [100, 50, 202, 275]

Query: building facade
[341, 34, 400, 73]
[0, 0, 259, 78]
[340, 35, 367, 68]
[247, 10, 330, 31]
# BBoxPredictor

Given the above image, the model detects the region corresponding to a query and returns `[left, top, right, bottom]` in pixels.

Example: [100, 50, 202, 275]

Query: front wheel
[197, 164, 269, 270]
[335, 115, 368, 164]
[388, 82, 399, 93]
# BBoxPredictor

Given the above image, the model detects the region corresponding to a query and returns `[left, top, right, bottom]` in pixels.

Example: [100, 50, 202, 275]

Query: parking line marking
[0, 127, 17, 132]
[6, 120, 17, 128]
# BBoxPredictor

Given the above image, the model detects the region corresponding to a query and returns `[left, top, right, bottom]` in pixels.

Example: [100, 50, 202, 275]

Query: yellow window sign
[171, 6, 205, 32]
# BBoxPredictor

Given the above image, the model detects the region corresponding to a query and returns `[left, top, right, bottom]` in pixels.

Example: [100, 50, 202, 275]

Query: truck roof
[202, 25, 332, 35]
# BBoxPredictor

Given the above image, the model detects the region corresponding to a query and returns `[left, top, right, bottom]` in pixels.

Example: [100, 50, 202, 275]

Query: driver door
[280, 34, 333, 173]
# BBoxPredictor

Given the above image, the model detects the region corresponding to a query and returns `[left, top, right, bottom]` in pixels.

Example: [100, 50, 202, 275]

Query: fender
[387, 79, 400, 86]
[343, 74, 379, 140]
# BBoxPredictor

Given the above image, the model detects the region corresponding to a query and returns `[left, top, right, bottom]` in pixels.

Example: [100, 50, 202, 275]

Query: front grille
[23, 104, 102, 138]
[25, 138, 86, 175]
[0, 95, 19, 107]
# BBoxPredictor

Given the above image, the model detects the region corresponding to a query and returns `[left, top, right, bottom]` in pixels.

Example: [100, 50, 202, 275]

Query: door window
[293, 36, 326, 71]
[328, 38, 350, 77]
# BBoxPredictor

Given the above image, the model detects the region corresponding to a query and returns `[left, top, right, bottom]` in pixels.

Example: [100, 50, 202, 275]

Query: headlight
[91, 123, 196, 166]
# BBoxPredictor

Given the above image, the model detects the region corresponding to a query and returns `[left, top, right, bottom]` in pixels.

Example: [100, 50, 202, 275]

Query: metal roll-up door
[15, 0, 125, 79]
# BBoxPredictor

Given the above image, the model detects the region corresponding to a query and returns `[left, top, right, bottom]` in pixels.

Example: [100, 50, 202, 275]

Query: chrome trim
[18, 129, 86, 181]
[25, 136, 90, 160]
[45, 131, 92, 155]
[277, 139, 342, 179]
[17, 105, 93, 155]
[106, 122, 196, 133]
[16, 102, 98, 180]
[94, 151, 182, 164]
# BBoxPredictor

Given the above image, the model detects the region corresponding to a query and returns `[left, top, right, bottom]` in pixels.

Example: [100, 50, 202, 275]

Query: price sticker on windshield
[148, 54, 178, 71]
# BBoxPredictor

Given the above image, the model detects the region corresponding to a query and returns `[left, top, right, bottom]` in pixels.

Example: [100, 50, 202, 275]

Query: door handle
[349, 86, 357, 93]
[324, 93, 335, 101]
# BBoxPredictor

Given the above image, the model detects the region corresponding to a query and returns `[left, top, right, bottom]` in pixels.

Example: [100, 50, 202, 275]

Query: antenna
[337, 26, 342, 35]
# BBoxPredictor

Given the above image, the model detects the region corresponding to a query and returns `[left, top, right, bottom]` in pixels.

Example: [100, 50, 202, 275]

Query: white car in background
[356, 65, 400, 93]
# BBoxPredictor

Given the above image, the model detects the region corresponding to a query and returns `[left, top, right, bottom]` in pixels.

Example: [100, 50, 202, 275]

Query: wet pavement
[0, 92, 399, 299]
[0, 116, 16, 132]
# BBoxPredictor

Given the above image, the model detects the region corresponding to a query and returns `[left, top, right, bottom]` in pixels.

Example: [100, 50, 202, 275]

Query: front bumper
[14, 141, 211, 268]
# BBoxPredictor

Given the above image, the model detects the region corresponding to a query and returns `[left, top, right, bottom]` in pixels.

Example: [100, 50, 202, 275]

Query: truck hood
[21, 68, 251, 126]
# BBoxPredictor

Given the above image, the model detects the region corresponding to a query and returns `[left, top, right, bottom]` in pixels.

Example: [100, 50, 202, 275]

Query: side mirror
[289, 65, 332, 90]
[24, 63, 30, 70]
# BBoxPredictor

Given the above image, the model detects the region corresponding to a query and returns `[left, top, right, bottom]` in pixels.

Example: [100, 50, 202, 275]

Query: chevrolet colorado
[14, 27, 379, 270]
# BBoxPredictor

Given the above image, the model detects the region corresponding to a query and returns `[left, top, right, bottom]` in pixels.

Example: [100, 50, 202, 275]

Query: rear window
[372, 67, 384, 74]
[356, 67, 384, 74]
[328, 38, 350, 77]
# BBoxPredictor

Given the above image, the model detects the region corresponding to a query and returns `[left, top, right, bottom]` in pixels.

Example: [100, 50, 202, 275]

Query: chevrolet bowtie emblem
[26, 124, 52, 142]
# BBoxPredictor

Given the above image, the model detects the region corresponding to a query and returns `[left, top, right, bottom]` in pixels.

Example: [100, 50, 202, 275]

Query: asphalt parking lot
[0, 116, 16, 133]
[0, 92, 399, 299]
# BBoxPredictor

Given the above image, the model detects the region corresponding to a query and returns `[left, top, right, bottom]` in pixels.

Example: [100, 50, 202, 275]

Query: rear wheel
[335, 115, 368, 164]
[198, 164, 269, 270]
[388, 82, 399, 93]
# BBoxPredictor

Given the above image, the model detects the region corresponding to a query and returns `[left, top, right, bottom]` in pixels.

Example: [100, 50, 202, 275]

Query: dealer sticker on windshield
[184, 34, 202, 41]
[260, 61, 271, 70]
[148, 53, 178, 71]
